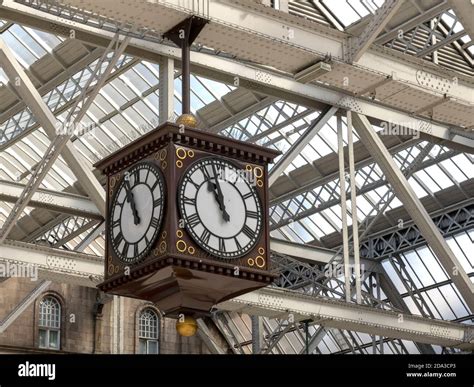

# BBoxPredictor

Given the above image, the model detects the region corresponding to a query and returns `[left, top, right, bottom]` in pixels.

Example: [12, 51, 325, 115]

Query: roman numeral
[114, 232, 123, 246]
[188, 178, 200, 190]
[187, 213, 200, 228]
[200, 229, 211, 244]
[134, 244, 139, 257]
[112, 219, 121, 229]
[131, 169, 140, 184]
[218, 237, 226, 252]
[200, 165, 211, 181]
[242, 192, 253, 200]
[150, 217, 160, 229]
[234, 237, 242, 251]
[242, 225, 254, 240]
[122, 242, 130, 256]
[246, 210, 258, 219]
[153, 198, 162, 207]
[183, 196, 196, 206]
[151, 180, 158, 191]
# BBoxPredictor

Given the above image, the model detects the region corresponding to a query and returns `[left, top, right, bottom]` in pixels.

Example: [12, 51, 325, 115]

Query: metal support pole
[337, 115, 351, 303]
[251, 315, 263, 354]
[158, 57, 175, 123]
[182, 38, 191, 115]
[163, 16, 208, 115]
[347, 111, 362, 304]
[304, 320, 310, 355]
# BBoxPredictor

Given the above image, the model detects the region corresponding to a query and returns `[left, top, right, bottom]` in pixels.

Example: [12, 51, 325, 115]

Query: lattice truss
[0, 0, 473, 354]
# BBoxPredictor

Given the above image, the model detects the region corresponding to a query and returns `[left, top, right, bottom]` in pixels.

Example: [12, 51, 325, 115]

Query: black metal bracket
[163, 16, 208, 115]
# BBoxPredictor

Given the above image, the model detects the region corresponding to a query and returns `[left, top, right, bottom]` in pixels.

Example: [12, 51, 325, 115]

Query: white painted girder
[1, 1, 473, 149]
[0, 37, 106, 217]
[269, 238, 381, 273]
[0, 180, 102, 219]
[353, 112, 474, 312]
[218, 287, 474, 350]
[0, 241, 471, 349]
[0, 239, 103, 287]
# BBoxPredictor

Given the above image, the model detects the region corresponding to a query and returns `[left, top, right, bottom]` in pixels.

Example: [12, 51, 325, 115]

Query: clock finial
[176, 113, 198, 129]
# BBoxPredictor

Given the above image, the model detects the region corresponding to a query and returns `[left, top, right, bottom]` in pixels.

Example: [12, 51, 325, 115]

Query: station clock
[95, 121, 280, 317]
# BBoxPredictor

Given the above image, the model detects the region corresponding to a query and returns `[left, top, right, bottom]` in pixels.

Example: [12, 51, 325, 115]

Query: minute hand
[125, 179, 140, 225]
[211, 163, 230, 222]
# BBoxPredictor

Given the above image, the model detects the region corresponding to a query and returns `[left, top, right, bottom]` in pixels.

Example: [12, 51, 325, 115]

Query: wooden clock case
[94, 122, 280, 317]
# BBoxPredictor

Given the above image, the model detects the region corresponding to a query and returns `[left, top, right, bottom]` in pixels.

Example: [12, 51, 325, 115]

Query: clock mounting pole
[163, 16, 208, 125]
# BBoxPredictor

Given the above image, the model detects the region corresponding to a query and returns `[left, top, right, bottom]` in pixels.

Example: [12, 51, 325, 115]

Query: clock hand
[124, 179, 140, 225]
[211, 163, 230, 222]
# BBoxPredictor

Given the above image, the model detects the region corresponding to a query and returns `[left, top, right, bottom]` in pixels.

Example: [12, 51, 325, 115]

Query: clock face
[178, 157, 263, 259]
[109, 161, 165, 263]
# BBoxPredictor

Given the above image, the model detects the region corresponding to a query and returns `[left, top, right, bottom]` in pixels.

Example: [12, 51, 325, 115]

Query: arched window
[38, 296, 61, 350]
[138, 308, 159, 354]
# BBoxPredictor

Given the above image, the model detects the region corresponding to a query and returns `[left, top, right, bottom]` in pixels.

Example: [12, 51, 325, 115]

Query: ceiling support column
[352, 112, 474, 312]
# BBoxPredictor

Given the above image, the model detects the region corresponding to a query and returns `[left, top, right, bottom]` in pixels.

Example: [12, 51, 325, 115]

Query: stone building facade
[0, 277, 212, 354]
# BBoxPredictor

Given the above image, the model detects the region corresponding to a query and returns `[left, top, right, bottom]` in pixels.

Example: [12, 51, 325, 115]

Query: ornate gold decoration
[176, 160, 183, 168]
[188, 246, 195, 255]
[256, 179, 263, 188]
[176, 230, 183, 238]
[187, 149, 195, 158]
[161, 160, 167, 169]
[160, 148, 167, 161]
[161, 231, 167, 239]
[254, 166, 263, 178]
[114, 265, 120, 274]
[176, 113, 198, 128]
[176, 240, 187, 253]
[109, 176, 117, 189]
[159, 241, 167, 253]
[108, 264, 115, 276]
[245, 164, 252, 172]
[255, 256, 265, 268]
[176, 316, 198, 337]
[176, 147, 187, 160]
[247, 258, 255, 266]
[258, 247, 265, 255]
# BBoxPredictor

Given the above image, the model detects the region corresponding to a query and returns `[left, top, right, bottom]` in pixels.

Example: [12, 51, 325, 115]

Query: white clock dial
[178, 157, 263, 259]
[109, 161, 165, 263]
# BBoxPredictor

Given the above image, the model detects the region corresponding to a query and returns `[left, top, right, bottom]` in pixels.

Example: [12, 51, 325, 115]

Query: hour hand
[210, 164, 230, 222]
[125, 179, 140, 225]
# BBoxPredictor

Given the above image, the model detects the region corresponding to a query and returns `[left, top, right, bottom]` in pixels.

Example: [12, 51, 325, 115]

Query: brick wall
[0, 278, 210, 354]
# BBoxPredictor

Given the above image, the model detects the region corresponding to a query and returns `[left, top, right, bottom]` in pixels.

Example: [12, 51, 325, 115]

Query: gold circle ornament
[176, 113, 198, 128]
[254, 167, 263, 178]
[108, 264, 115, 276]
[159, 241, 167, 253]
[245, 164, 252, 172]
[258, 247, 265, 255]
[188, 246, 195, 255]
[162, 231, 167, 239]
[160, 148, 167, 161]
[187, 149, 195, 158]
[255, 256, 265, 268]
[176, 160, 183, 168]
[176, 240, 187, 253]
[176, 316, 198, 337]
[247, 258, 255, 266]
[176, 230, 183, 238]
[161, 160, 167, 169]
[176, 147, 187, 160]
[256, 179, 263, 188]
